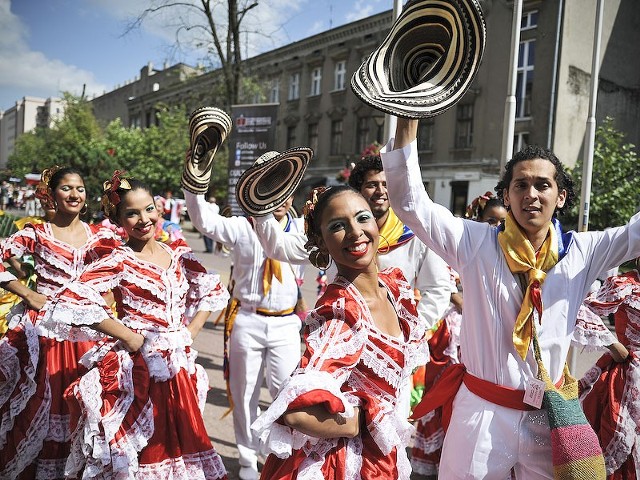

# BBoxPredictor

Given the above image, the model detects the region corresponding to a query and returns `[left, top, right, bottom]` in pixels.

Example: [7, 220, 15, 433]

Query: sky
[0, 0, 391, 111]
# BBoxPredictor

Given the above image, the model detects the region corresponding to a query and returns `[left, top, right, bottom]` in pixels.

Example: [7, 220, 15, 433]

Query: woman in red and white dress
[251, 186, 429, 479]
[579, 259, 640, 479]
[47, 172, 229, 479]
[0, 167, 120, 479]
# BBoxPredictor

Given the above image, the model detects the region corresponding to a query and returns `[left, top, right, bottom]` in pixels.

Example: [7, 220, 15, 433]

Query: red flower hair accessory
[101, 170, 131, 219]
[302, 186, 330, 249]
[35, 165, 62, 209]
[465, 191, 494, 220]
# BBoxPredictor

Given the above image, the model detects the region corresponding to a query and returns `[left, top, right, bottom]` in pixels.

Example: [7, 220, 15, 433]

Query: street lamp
[373, 116, 385, 143]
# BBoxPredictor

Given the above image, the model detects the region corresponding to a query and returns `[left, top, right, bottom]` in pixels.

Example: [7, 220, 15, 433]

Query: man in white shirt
[184, 190, 303, 480]
[382, 118, 639, 478]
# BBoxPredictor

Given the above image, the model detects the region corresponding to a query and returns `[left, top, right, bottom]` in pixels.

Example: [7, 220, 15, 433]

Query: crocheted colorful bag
[532, 324, 606, 479]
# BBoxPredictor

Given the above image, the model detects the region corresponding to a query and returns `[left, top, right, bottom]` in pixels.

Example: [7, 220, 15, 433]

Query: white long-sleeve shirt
[381, 140, 640, 387]
[184, 191, 302, 312]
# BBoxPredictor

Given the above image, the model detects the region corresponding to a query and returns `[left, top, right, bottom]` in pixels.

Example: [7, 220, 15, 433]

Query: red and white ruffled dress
[46, 239, 230, 479]
[0, 222, 119, 479]
[410, 266, 461, 476]
[252, 268, 430, 480]
[579, 270, 640, 479]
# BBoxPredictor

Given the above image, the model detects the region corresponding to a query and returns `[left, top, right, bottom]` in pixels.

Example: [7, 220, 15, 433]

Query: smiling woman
[251, 185, 429, 480]
[39, 170, 231, 479]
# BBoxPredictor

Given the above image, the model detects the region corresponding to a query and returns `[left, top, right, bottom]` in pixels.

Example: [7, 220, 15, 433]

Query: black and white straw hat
[351, 0, 486, 119]
[181, 107, 233, 194]
[235, 147, 313, 217]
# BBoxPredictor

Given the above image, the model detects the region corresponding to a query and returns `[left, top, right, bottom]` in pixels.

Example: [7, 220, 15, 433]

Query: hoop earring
[377, 233, 390, 255]
[309, 249, 332, 270]
[80, 204, 88, 215]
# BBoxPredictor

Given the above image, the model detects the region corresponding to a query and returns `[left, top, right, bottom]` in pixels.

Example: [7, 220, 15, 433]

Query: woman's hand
[121, 331, 145, 352]
[24, 291, 47, 311]
[608, 341, 629, 363]
[282, 405, 362, 439]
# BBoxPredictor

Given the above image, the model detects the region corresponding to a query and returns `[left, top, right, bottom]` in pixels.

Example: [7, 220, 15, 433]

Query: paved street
[181, 222, 604, 480]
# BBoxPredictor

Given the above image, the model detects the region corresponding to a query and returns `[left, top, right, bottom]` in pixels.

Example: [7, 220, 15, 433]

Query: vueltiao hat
[351, 0, 486, 119]
[181, 107, 233, 194]
[235, 147, 313, 217]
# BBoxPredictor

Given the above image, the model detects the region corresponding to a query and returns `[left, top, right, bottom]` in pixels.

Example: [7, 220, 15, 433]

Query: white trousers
[229, 309, 302, 468]
[438, 384, 554, 479]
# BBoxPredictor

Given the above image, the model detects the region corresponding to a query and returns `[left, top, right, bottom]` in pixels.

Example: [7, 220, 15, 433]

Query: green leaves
[6, 95, 230, 216]
[566, 117, 640, 231]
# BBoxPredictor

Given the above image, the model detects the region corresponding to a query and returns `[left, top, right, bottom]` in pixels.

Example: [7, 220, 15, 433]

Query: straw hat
[181, 107, 233, 194]
[235, 147, 313, 217]
[351, 0, 486, 119]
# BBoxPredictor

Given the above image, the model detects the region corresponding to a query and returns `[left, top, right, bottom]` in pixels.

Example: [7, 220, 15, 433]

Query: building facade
[0, 96, 64, 169]
[89, 0, 638, 214]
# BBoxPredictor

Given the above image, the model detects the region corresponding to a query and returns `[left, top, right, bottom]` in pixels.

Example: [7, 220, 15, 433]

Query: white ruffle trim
[0, 375, 51, 479]
[412, 426, 445, 455]
[134, 449, 227, 480]
[602, 354, 640, 474]
[572, 304, 617, 351]
[251, 370, 357, 459]
[0, 321, 43, 447]
[194, 363, 209, 415]
[411, 457, 439, 476]
[0, 270, 17, 283]
[66, 350, 155, 479]
[368, 407, 415, 456]
[79, 328, 197, 383]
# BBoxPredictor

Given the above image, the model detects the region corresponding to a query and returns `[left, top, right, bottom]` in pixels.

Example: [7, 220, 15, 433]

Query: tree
[8, 96, 230, 218]
[8, 93, 114, 209]
[566, 117, 640, 231]
[126, 0, 259, 109]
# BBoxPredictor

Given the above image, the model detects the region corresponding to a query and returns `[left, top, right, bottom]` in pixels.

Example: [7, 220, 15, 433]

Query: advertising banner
[227, 103, 279, 216]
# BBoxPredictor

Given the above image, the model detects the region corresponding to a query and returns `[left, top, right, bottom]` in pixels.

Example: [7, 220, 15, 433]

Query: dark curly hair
[348, 155, 383, 191]
[495, 145, 575, 217]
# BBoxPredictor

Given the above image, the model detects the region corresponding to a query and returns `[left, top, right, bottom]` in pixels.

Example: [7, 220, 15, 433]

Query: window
[521, 10, 539, 31]
[330, 120, 343, 155]
[270, 78, 280, 103]
[516, 40, 535, 118]
[513, 132, 530, 156]
[450, 181, 469, 217]
[288, 73, 300, 100]
[418, 119, 435, 151]
[356, 117, 370, 154]
[308, 123, 319, 153]
[286, 126, 296, 149]
[455, 104, 474, 149]
[310, 67, 322, 96]
[334, 60, 346, 91]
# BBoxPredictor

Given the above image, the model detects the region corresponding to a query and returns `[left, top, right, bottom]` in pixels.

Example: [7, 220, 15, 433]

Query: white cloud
[0, 0, 107, 107]
[345, 0, 379, 22]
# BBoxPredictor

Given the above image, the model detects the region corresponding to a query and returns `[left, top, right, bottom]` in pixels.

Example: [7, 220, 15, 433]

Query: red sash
[410, 364, 561, 430]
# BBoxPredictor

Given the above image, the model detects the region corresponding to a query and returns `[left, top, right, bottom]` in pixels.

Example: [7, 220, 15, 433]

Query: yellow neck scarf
[497, 212, 558, 360]
[378, 207, 414, 253]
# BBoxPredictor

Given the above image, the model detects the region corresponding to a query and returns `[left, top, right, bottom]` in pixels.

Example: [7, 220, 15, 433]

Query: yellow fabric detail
[497, 211, 558, 360]
[378, 207, 406, 253]
[13, 216, 46, 230]
[262, 215, 289, 295]
[262, 258, 282, 296]
[255, 307, 295, 316]
[222, 297, 241, 419]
